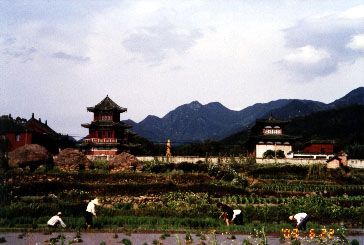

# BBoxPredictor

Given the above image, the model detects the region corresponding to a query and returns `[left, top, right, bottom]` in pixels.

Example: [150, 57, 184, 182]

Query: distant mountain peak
[206, 101, 225, 108]
[140, 115, 162, 124]
[187, 101, 202, 110]
[330, 86, 364, 107]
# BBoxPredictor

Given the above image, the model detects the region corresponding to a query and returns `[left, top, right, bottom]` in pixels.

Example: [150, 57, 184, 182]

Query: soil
[0, 231, 362, 245]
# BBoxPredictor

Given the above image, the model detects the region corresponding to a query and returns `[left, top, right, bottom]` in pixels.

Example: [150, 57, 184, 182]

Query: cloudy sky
[1, 1, 364, 139]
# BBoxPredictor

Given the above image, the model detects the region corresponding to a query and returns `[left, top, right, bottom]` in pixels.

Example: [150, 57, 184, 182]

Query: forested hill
[126, 87, 364, 143]
[222, 105, 364, 150]
[285, 105, 364, 149]
[125, 87, 364, 144]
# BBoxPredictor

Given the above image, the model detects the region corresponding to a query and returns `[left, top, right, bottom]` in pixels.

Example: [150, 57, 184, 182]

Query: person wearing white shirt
[84, 198, 100, 228]
[289, 212, 309, 230]
[47, 212, 66, 228]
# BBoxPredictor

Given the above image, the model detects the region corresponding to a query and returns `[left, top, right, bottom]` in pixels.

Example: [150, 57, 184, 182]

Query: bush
[208, 163, 237, 181]
[351, 239, 360, 245]
[263, 150, 285, 159]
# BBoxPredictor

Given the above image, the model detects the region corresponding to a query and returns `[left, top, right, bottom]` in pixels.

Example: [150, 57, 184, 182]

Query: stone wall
[136, 156, 364, 168]
[136, 156, 244, 164]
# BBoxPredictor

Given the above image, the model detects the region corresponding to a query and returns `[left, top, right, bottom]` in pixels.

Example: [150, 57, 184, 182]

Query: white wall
[255, 158, 327, 165]
[136, 156, 244, 164]
[256, 144, 292, 158]
[348, 159, 364, 168]
[136, 156, 364, 168]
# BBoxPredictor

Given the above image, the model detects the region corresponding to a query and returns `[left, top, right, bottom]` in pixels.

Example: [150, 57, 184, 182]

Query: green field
[1, 159, 363, 240]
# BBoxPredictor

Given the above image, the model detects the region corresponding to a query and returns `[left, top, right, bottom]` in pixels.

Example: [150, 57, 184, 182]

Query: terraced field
[1, 161, 363, 243]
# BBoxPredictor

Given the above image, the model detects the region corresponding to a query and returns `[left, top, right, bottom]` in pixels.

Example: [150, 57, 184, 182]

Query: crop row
[218, 195, 364, 207]
[5, 182, 246, 199]
[249, 183, 364, 195]
[1, 196, 363, 225]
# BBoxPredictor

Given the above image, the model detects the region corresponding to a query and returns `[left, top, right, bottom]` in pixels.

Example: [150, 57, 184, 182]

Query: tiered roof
[87, 95, 127, 113]
[248, 115, 300, 144]
[81, 121, 132, 129]
[254, 115, 289, 126]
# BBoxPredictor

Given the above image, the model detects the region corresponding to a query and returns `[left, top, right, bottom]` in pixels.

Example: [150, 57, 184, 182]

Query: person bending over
[289, 212, 309, 230]
[47, 212, 66, 229]
[217, 202, 243, 226]
[84, 198, 100, 229]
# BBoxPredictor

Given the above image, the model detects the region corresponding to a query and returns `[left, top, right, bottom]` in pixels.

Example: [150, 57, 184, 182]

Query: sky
[1, 0, 364, 139]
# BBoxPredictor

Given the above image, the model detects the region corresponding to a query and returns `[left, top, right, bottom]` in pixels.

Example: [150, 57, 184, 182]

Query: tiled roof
[255, 116, 289, 125]
[0, 116, 27, 134]
[82, 121, 132, 129]
[87, 95, 127, 112]
[26, 118, 57, 134]
[305, 139, 335, 145]
[250, 134, 299, 141]
[0, 114, 57, 135]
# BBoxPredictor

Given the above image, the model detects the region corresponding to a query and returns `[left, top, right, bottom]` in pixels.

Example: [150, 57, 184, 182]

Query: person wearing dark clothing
[217, 202, 243, 226]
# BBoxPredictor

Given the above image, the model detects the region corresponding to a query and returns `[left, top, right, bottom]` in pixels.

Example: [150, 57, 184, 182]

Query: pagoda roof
[255, 115, 289, 125]
[80, 141, 120, 147]
[250, 134, 300, 141]
[87, 95, 127, 113]
[81, 121, 132, 129]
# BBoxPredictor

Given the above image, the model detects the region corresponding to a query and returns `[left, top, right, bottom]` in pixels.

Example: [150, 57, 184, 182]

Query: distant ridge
[222, 104, 364, 149]
[329, 87, 364, 108]
[125, 87, 364, 143]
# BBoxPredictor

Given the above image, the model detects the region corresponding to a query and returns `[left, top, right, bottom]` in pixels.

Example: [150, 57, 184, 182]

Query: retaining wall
[136, 156, 364, 168]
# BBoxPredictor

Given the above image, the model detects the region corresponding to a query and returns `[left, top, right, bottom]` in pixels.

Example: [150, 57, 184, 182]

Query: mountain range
[125, 87, 364, 143]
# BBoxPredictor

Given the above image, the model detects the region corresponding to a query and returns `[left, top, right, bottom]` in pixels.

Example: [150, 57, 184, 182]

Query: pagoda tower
[81, 95, 132, 160]
[248, 115, 299, 158]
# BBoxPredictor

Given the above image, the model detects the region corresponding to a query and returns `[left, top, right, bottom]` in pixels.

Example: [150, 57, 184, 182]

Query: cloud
[347, 34, 364, 51]
[283, 45, 330, 64]
[122, 20, 203, 64]
[170, 65, 184, 71]
[281, 4, 364, 79]
[51, 51, 90, 62]
[1, 37, 16, 45]
[340, 5, 364, 19]
[3, 46, 37, 62]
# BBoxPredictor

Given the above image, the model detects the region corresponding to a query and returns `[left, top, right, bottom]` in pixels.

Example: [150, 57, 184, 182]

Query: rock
[8, 144, 51, 169]
[54, 148, 91, 172]
[108, 152, 142, 173]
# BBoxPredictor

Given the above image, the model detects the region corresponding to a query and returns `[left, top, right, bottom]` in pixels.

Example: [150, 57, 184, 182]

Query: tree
[263, 149, 285, 159]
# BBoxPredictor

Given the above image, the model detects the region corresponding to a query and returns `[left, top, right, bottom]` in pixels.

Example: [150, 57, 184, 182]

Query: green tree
[263, 149, 285, 159]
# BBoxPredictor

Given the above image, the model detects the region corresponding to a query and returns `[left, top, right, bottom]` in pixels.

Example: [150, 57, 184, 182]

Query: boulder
[54, 148, 91, 172]
[8, 144, 51, 169]
[108, 152, 142, 173]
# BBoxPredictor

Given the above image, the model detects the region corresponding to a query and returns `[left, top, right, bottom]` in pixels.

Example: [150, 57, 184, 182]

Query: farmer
[217, 202, 243, 226]
[47, 212, 66, 229]
[289, 212, 309, 230]
[84, 198, 100, 229]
